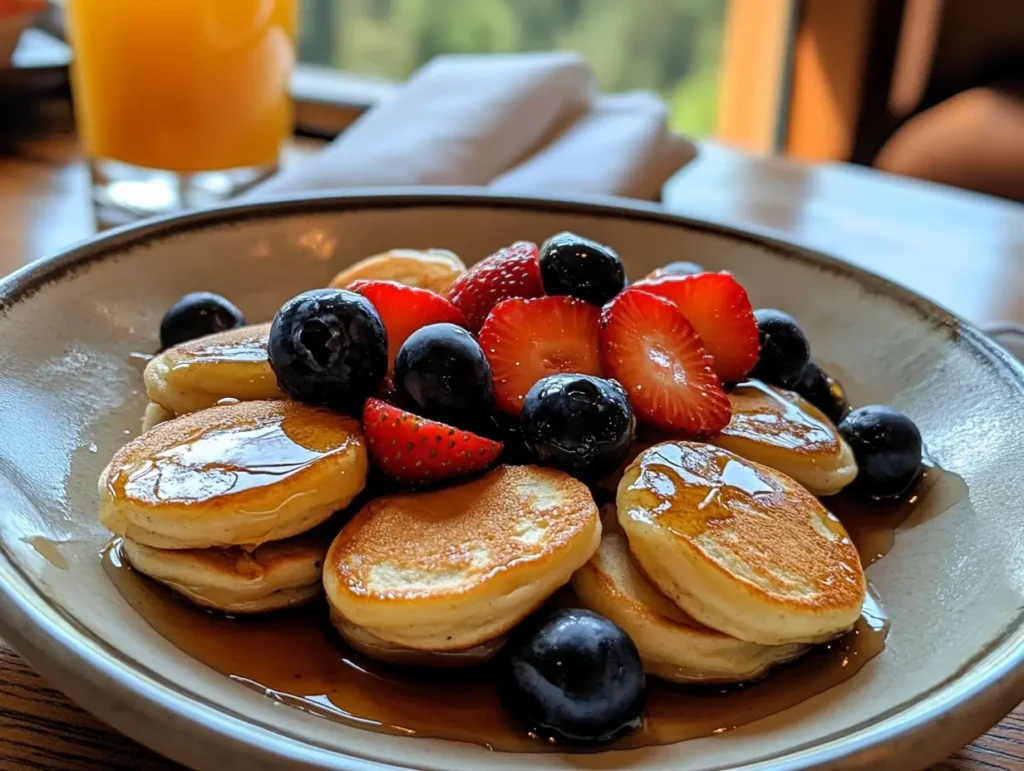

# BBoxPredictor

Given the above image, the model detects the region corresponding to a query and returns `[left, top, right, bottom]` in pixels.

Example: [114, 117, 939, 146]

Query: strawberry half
[631, 273, 758, 383]
[349, 280, 467, 369]
[362, 398, 503, 485]
[479, 296, 602, 415]
[447, 241, 544, 332]
[600, 288, 730, 435]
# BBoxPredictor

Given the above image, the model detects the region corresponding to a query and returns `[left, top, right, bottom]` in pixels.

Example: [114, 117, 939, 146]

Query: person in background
[873, 0, 1024, 201]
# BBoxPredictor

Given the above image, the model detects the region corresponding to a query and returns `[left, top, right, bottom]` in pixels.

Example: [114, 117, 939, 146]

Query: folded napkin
[250, 52, 695, 201]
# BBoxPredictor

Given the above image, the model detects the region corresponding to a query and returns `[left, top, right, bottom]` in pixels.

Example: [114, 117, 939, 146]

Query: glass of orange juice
[67, 0, 297, 223]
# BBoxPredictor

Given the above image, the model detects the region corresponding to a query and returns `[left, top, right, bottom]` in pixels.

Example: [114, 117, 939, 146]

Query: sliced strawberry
[362, 398, 503, 485]
[447, 242, 544, 332]
[630, 273, 758, 383]
[479, 296, 602, 415]
[349, 280, 467, 369]
[600, 288, 730, 435]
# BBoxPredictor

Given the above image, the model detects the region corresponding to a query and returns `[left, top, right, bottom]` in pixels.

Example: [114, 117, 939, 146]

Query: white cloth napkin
[250, 52, 695, 201]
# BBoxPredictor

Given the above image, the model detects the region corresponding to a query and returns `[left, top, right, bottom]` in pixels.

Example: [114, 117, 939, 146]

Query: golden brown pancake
[324, 465, 601, 651]
[144, 322, 284, 415]
[712, 380, 857, 496]
[99, 400, 367, 550]
[142, 402, 174, 432]
[328, 249, 466, 295]
[331, 610, 507, 667]
[573, 513, 807, 683]
[122, 535, 327, 614]
[618, 441, 865, 645]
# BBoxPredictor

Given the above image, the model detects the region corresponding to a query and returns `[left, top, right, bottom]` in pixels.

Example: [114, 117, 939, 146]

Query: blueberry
[539, 232, 625, 306]
[499, 608, 645, 745]
[484, 410, 534, 465]
[520, 374, 634, 481]
[393, 323, 494, 429]
[839, 405, 922, 501]
[793, 361, 849, 423]
[750, 309, 811, 388]
[648, 261, 705, 279]
[160, 292, 245, 349]
[268, 289, 387, 411]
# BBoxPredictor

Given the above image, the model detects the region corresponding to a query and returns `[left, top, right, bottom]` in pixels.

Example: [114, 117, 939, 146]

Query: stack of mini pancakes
[100, 246, 868, 685]
[102, 249, 464, 616]
[99, 398, 368, 614]
[574, 384, 866, 684]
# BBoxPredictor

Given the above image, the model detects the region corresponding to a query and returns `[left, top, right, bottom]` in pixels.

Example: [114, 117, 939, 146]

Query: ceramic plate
[1, 190, 1023, 771]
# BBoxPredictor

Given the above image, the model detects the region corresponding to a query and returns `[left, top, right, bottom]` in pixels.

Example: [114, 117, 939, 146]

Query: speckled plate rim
[1, 188, 1023, 771]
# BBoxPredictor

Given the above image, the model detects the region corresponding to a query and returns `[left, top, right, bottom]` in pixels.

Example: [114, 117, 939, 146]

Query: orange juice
[68, 0, 296, 173]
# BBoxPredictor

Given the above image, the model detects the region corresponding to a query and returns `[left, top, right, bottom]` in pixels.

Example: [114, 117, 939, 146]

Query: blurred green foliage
[298, 0, 726, 137]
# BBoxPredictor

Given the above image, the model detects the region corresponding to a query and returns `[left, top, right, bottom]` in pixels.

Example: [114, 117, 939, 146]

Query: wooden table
[2, 120, 1024, 771]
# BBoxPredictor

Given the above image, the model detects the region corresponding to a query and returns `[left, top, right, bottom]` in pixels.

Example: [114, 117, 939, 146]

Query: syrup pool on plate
[102, 450, 965, 754]
[828, 453, 962, 566]
[104, 543, 890, 751]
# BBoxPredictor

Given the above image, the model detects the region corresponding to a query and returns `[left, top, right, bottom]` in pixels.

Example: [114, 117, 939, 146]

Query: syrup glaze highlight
[106, 404, 359, 506]
[719, 380, 838, 454]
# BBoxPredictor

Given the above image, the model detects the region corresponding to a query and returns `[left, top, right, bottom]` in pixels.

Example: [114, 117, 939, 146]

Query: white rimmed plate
[1, 190, 1022, 771]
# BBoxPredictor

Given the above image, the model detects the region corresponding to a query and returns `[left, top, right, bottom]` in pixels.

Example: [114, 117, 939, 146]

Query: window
[297, 0, 727, 138]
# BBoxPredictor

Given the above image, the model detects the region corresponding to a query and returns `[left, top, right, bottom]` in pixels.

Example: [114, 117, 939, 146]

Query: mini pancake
[145, 322, 284, 415]
[331, 610, 507, 667]
[122, 535, 326, 614]
[711, 380, 857, 496]
[324, 465, 601, 651]
[142, 402, 174, 432]
[617, 441, 865, 646]
[328, 249, 466, 295]
[573, 515, 807, 683]
[100, 400, 367, 550]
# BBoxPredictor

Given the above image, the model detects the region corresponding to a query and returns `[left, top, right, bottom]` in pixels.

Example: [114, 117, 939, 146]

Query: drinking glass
[67, 0, 297, 224]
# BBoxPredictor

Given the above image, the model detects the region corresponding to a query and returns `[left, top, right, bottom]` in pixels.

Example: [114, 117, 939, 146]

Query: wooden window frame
[716, 0, 906, 164]
[716, 0, 798, 154]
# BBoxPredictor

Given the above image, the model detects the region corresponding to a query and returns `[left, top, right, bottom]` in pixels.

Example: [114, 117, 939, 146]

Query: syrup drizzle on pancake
[622, 443, 861, 601]
[167, 324, 271, 369]
[106, 405, 358, 505]
[719, 380, 838, 454]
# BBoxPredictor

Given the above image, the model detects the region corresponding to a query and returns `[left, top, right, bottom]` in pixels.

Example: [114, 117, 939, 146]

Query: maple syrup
[621, 442, 863, 605]
[827, 456, 954, 566]
[144, 324, 283, 414]
[103, 455, 964, 752]
[105, 402, 359, 506]
[167, 324, 271, 370]
[717, 380, 839, 453]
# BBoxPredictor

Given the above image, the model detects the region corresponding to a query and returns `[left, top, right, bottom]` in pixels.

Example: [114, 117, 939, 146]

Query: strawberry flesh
[631, 273, 758, 383]
[479, 295, 602, 415]
[447, 242, 544, 332]
[600, 288, 730, 435]
[362, 398, 502, 485]
[349, 280, 467, 369]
